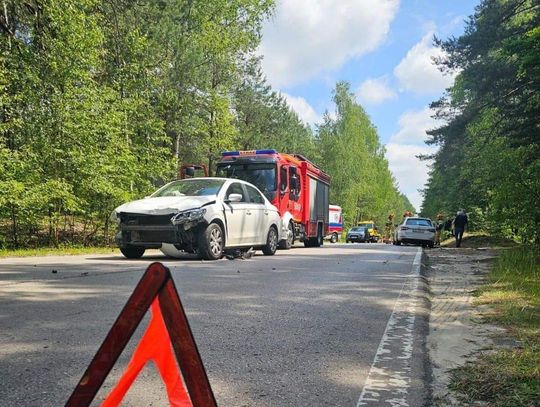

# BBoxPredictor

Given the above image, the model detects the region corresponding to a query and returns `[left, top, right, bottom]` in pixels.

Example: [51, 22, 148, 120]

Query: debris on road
[225, 247, 255, 260]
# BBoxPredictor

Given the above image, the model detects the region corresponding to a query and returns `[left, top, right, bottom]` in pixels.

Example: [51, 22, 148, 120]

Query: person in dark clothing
[452, 210, 468, 247]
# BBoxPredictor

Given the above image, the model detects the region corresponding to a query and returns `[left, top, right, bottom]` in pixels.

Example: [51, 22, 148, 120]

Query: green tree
[422, 0, 540, 242]
[318, 82, 414, 229]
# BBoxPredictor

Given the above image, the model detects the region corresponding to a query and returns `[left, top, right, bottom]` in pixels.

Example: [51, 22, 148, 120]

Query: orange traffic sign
[65, 262, 217, 407]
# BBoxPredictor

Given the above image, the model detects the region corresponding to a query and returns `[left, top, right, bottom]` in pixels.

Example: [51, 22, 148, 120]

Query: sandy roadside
[425, 247, 507, 405]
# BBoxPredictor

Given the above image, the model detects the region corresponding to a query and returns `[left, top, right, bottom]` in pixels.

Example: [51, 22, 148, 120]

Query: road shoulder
[425, 247, 503, 405]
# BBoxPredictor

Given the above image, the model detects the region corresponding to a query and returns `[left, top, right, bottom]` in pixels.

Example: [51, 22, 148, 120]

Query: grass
[440, 231, 517, 248]
[449, 246, 540, 406]
[0, 245, 117, 258]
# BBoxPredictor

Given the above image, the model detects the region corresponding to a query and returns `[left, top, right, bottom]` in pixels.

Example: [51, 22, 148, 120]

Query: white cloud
[389, 107, 441, 144]
[260, 0, 400, 88]
[356, 77, 397, 105]
[393, 32, 455, 94]
[282, 93, 322, 125]
[386, 106, 444, 211]
[385, 143, 437, 211]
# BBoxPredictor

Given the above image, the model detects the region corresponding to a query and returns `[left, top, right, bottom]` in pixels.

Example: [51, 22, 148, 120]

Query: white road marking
[356, 248, 422, 406]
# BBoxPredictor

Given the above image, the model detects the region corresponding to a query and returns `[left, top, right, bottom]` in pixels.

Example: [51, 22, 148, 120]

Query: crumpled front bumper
[115, 212, 206, 249]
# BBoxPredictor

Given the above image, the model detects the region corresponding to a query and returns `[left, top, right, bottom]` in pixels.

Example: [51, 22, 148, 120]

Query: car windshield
[151, 179, 225, 197]
[216, 163, 277, 194]
[405, 218, 433, 227]
[359, 223, 374, 229]
[350, 227, 366, 232]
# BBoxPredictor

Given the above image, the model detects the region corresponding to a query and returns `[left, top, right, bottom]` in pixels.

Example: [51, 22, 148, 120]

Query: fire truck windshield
[216, 163, 277, 197]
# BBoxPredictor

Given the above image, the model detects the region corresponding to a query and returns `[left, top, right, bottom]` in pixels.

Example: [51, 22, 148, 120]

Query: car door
[222, 182, 251, 246]
[244, 184, 269, 245]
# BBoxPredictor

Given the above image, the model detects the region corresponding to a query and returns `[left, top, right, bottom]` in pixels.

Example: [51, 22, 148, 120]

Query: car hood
[115, 195, 216, 215]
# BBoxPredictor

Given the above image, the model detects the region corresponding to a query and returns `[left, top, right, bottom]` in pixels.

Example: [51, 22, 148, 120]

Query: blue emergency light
[221, 149, 277, 157]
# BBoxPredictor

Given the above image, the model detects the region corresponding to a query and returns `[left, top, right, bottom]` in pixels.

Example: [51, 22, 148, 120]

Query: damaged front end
[114, 208, 207, 251]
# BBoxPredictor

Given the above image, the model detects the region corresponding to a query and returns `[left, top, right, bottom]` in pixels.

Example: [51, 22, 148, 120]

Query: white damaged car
[111, 178, 282, 260]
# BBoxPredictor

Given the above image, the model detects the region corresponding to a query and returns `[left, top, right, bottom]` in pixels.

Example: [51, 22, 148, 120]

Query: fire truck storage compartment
[308, 177, 329, 233]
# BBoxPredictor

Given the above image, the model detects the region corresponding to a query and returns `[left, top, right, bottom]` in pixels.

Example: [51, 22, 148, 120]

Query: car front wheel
[262, 226, 278, 255]
[120, 246, 145, 259]
[198, 223, 224, 260]
[279, 222, 294, 250]
[330, 233, 338, 243]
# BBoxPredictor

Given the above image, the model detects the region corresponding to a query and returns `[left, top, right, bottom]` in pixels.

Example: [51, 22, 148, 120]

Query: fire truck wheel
[305, 231, 323, 247]
[198, 223, 224, 260]
[262, 226, 278, 255]
[330, 233, 338, 243]
[120, 246, 145, 259]
[279, 222, 294, 250]
[317, 231, 324, 247]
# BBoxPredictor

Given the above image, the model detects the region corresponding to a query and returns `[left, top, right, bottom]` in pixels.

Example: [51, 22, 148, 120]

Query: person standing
[452, 210, 468, 247]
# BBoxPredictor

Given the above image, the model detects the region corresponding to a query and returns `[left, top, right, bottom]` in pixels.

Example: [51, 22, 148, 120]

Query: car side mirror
[226, 193, 242, 203]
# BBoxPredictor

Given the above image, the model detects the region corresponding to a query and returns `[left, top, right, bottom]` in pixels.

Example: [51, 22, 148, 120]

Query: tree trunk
[10, 204, 18, 247]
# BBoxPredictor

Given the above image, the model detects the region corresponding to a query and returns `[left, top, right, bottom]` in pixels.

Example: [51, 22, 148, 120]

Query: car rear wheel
[330, 233, 338, 243]
[120, 246, 145, 259]
[262, 226, 278, 255]
[198, 223, 224, 260]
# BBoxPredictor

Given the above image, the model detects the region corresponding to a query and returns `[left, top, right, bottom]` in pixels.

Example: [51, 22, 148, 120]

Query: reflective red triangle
[65, 262, 217, 407]
[101, 298, 192, 407]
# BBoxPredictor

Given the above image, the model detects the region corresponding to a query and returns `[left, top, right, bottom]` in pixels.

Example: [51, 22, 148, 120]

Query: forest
[421, 0, 539, 244]
[0, 0, 412, 248]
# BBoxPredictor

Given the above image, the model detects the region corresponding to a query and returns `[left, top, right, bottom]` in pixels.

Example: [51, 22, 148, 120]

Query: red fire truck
[215, 149, 330, 248]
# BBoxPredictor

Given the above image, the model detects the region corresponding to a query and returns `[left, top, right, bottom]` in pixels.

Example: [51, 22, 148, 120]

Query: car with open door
[110, 178, 282, 260]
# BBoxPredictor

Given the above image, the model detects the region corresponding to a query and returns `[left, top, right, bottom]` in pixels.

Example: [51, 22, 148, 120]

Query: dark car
[346, 226, 369, 243]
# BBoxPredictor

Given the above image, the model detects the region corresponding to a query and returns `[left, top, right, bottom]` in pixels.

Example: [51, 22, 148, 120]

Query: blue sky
[258, 0, 479, 211]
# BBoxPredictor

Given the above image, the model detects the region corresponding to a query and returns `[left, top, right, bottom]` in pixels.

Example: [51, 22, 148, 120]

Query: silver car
[393, 217, 436, 248]
[111, 178, 282, 260]
[346, 226, 368, 243]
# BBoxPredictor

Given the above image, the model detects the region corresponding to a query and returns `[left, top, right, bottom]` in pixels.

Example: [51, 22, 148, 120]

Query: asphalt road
[0, 243, 427, 406]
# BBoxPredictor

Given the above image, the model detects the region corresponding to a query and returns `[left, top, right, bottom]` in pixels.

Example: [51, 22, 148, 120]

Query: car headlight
[171, 208, 207, 225]
[110, 210, 120, 225]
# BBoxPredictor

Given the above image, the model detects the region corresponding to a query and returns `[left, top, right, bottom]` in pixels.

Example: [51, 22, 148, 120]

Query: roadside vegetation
[439, 232, 517, 248]
[0, 0, 412, 251]
[421, 0, 540, 244]
[449, 246, 540, 406]
[0, 245, 116, 258]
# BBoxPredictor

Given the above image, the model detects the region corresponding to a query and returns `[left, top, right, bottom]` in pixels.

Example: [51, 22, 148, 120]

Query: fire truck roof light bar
[221, 149, 278, 157]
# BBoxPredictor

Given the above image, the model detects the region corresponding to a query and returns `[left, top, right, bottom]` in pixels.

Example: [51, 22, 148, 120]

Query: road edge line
[356, 248, 432, 406]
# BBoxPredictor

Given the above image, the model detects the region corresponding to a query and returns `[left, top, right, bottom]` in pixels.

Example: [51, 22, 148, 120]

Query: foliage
[421, 0, 540, 243]
[0, 0, 275, 247]
[0, 1, 411, 248]
[318, 82, 414, 229]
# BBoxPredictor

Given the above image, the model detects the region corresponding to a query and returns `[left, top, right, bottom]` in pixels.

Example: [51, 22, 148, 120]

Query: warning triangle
[65, 262, 217, 407]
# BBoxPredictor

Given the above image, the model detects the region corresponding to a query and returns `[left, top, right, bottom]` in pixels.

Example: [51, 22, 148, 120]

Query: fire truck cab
[216, 149, 330, 248]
